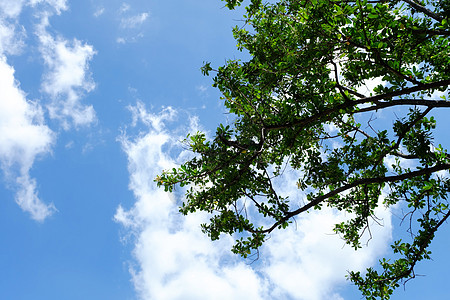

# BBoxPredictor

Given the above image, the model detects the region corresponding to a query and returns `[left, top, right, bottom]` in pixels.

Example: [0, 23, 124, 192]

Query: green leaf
[157, 1, 450, 298]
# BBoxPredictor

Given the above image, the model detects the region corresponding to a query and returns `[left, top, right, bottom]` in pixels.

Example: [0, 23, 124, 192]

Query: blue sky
[0, 1, 448, 299]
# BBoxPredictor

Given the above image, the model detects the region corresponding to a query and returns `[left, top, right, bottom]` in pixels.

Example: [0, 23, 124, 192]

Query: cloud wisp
[120, 12, 149, 29]
[37, 15, 97, 129]
[116, 3, 149, 44]
[27, 0, 68, 15]
[117, 102, 394, 300]
[93, 7, 105, 18]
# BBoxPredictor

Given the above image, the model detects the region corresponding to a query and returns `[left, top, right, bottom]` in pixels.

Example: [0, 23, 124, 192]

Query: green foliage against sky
[158, 0, 449, 298]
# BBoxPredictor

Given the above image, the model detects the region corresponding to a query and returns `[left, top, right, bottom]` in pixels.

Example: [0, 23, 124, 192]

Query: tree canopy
[157, 0, 449, 298]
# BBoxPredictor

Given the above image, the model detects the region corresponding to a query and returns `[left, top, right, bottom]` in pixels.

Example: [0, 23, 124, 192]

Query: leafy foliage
[158, 0, 449, 298]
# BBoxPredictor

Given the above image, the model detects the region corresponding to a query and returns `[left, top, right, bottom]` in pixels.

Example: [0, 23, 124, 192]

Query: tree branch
[402, 0, 444, 22]
[356, 98, 450, 113]
[265, 79, 450, 131]
[257, 163, 450, 234]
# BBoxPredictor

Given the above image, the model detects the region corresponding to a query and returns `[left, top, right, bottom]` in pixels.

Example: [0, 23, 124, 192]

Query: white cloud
[0, 19, 26, 56]
[196, 85, 208, 98]
[116, 33, 144, 44]
[431, 86, 448, 100]
[0, 0, 29, 57]
[116, 104, 267, 299]
[29, 0, 68, 15]
[117, 103, 393, 300]
[263, 206, 391, 300]
[0, 0, 26, 18]
[0, 0, 71, 222]
[0, 0, 97, 221]
[116, 3, 149, 43]
[384, 149, 417, 173]
[16, 174, 57, 221]
[127, 101, 176, 130]
[119, 3, 131, 14]
[37, 17, 97, 129]
[257, 161, 392, 300]
[0, 55, 56, 221]
[357, 76, 385, 97]
[93, 7, 105, 17]
[120, 12, 149, 29]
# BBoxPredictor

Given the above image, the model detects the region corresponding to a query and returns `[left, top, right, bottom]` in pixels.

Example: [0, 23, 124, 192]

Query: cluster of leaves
[158, 0, 449, 298]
